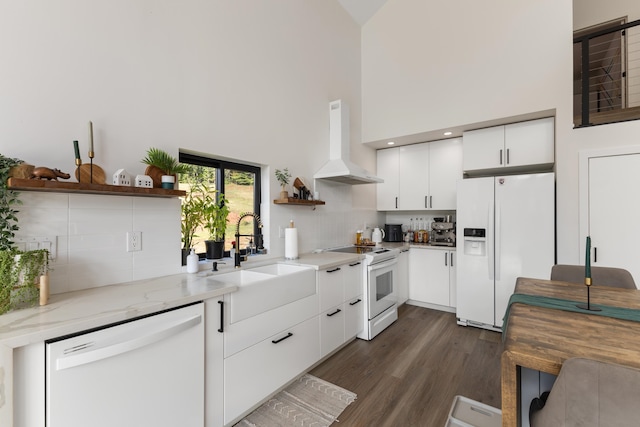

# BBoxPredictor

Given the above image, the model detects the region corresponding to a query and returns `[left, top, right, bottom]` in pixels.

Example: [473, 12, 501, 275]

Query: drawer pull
[327, 308, 342, 317]
[327, 267, 341, 273]
[217, 300, 224, 333]
[349, 299, 362, 306]
[272, 332, 293, 344]
[349, 262, 361, 267]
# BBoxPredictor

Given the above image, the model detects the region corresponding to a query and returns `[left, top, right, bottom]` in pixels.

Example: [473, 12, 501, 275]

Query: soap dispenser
[186, 249, 199, 273]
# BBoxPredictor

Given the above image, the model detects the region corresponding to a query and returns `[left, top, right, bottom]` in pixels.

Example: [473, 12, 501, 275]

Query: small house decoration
[112, 169, 132, 186]
[134, 175, 153, 188]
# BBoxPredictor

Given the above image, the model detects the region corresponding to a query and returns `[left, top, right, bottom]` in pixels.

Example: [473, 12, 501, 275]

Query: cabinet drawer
[224, 316, 320, 425]
[318, 267, 344, 312]
[320, 304, 345, 357]
[344, 295, 363, 340]
[343, 261, 363, 300]
[223, 293, 318, 358]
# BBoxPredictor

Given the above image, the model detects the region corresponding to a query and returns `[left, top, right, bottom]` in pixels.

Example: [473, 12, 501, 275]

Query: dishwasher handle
[55, 314, 202, 371]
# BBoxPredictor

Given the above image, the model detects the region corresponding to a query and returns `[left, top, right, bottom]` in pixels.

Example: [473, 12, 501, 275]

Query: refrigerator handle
[495, 202, 501, 281]
[488, 202, 495, 281]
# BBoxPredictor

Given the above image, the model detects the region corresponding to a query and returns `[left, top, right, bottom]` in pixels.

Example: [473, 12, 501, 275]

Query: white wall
[361, 0, 640, 264]
[1, 1, 382, 294]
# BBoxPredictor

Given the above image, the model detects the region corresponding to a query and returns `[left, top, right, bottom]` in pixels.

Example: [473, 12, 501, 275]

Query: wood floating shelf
[273, 197, 325, 206]
[7, 178, 186, 198]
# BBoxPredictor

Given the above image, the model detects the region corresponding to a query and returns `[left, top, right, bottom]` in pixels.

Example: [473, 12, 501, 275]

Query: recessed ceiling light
[444, 131, 453, 136]
[387, 141, 395, 145]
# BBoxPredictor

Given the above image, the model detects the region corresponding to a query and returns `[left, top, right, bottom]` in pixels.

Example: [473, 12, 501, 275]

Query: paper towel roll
[285, 228, 299, 259]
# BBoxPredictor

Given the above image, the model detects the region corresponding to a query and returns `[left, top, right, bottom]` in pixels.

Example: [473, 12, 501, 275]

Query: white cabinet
[224, 316, 320, 425]
[408, 248, 456, 309]
[397, 248, 409, 305]
[376, 148, 400, 210]
[463, 117, 554, 173]
[376, 138, 463, 211]
[205, 297, 224, 427]
[318, 261, 363, 357]
[399, 143, 430, 210]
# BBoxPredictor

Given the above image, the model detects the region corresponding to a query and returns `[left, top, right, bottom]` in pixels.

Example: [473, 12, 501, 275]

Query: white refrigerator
[456, 172, 555, 330]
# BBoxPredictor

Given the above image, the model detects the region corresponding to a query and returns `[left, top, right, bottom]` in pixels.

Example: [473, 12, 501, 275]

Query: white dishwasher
[46, 302, 205, 427]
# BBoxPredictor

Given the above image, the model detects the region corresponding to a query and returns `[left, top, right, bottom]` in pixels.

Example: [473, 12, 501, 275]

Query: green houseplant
[180, 173, 207, 264]
[141, 148, 191, 189]
[275, 168, 291, 200]
[202, 192, 230, 260]
[0, 153, 49, 314]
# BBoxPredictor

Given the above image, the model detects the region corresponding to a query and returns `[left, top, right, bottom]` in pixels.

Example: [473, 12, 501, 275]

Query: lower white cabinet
[408, 248, 456, 309]
[205, 297, 224, 427]
[397, 249, 409, 304]
[318, 262, 363, 358]
[224, 316, 320, 425]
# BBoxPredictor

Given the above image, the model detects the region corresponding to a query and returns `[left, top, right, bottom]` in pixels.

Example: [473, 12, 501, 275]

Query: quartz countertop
[0, 251, 365, 348]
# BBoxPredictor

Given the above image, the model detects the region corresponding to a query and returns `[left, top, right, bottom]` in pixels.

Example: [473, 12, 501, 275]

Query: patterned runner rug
[235, 374, 357, 427]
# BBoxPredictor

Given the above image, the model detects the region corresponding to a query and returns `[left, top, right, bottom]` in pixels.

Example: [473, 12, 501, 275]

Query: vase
[161, 175, 176, 190]
[205, 240, 224, 260]
[280, 190, 288, 200]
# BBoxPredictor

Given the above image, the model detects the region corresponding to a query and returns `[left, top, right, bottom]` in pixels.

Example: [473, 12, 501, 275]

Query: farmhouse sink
[209, 264, 316, 323]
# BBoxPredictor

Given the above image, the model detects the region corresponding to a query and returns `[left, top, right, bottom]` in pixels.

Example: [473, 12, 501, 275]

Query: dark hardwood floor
[310, 304, 503, 427]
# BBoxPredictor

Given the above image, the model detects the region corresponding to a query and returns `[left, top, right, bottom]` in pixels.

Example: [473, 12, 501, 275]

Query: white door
[456, 177, 495, 326]
[377, 147, 400, 210]
[589, 154, 640, 284]
[399, 143, 430, 210]
[494, 173, 555, 327]
[429, 138, 463, 210]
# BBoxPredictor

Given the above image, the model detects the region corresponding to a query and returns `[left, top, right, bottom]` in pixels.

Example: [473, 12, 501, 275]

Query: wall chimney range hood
[313, 100, 383, 185]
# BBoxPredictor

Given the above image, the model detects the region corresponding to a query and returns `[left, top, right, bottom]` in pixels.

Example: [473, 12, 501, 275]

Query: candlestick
[73, 140, 80, 160]
[585, 235, 591, 285]
[89, 121, 94, 153]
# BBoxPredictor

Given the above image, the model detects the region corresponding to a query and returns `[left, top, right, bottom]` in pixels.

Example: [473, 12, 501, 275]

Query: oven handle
[368, 257, 398, 271]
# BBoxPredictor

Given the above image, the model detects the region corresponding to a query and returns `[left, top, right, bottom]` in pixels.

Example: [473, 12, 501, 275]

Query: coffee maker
[430, 220, 456, 246]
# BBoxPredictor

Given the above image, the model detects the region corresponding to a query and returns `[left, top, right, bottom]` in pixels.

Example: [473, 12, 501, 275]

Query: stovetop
[327, 245, 398, 262]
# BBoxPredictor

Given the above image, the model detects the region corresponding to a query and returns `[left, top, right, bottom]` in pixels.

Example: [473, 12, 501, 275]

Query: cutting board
[75, 164, 106, 185]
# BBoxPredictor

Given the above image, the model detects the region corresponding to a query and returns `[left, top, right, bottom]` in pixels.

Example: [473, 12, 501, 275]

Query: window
[179, 152, 261, 257]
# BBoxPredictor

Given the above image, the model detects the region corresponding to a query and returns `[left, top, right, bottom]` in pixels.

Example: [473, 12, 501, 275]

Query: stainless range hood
[314, 100, 383, 185]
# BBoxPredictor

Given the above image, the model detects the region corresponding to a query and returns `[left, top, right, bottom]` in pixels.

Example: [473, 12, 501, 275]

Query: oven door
[367, 257, 398, 319]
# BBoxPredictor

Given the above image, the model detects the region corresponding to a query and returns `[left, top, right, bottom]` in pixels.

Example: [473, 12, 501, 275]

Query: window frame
[179, 151, 262, 245]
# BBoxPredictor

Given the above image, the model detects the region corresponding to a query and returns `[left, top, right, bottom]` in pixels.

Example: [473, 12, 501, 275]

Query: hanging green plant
[0, 154, 24, 251]
[0, 248, 49, 314]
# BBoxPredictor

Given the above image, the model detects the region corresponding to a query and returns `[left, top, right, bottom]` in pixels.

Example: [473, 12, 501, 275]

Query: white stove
[327, 246, 399, 340]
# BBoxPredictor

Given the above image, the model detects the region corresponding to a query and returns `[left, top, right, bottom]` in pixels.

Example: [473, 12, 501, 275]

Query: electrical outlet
[127, 231, 142, 252]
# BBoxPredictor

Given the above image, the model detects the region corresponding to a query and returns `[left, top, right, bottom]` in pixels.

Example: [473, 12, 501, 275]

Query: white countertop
[0, 251, 365, 349]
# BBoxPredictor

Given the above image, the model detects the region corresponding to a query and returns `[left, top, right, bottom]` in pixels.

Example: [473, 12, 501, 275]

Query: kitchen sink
[209, 263, 316, 323]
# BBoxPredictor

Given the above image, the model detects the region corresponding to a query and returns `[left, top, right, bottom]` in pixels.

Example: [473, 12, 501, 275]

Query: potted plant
[202, 192, 230, 260]
[275, 168, 291, 200]
[0, 154, 49, 314]
[141, 148, 190, 189]
[180, 174, 207, 265]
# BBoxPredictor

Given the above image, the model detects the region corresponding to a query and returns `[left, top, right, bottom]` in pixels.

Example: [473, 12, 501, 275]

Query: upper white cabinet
[462, 117, 554, 173]
[377, 138, 462, 211]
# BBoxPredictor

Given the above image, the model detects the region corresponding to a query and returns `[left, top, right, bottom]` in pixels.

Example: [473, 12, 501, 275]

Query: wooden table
[501, 277, 640, 427]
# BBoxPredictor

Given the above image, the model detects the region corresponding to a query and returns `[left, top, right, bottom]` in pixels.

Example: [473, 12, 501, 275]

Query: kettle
[372, 227, 385, 245]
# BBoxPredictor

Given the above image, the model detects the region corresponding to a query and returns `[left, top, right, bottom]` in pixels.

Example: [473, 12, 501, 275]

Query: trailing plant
[0, 154, 23, 251]
[141, 148, 191, 175]
[275, 168, 291, 189]
[0, 249, 49, 314]
[203, 192, 230, 242]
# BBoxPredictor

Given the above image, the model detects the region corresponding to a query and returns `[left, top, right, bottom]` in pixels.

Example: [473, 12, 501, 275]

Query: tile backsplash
[16, 192, 181, 295]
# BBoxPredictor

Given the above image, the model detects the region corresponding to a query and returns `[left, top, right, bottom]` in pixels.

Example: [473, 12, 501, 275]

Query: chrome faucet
[235, 212, 264, 268]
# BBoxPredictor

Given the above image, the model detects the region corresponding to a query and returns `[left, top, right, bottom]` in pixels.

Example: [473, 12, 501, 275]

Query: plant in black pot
[202, 192, 229, 260]
[0, 153, 50, 314]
